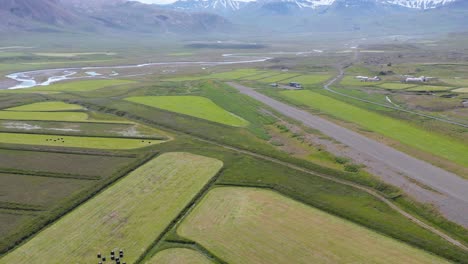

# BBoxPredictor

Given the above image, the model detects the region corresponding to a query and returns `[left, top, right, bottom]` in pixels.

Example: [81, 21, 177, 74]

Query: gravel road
[228, 82, 468, 206]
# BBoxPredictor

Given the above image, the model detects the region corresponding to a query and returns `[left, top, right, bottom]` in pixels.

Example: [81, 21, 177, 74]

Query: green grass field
[0, 133, 164, 149]
[241, 72, 279, 80]
[339, 76, 380, 86]
[441, 78, 468, 86]
[0, 111, 89, 121]
[378, 83, 417, 90]
[0, 110, 131, 123]
[126, 96, 248, 127]
[178, 187, 449, 264]
[280, 90, 468, 166]
[257, 73, 300, 83]
[407, 86, 451, 92]
[31, 79, 134, 92]
[453, 88, 468, 93]
[283, 74, 332, 85]
[147, 248, 213, 264]
[0, 152, 223, 263]
[165, 69, 262, 81]
[5, 101, 83, 111]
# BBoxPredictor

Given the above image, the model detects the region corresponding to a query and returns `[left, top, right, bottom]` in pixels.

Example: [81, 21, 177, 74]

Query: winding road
[227, 82, 468, 206]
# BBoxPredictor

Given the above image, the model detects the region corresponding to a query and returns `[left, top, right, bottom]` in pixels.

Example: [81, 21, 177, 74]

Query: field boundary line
[0, 168, 100, 181]
[195, 137, 468, 252]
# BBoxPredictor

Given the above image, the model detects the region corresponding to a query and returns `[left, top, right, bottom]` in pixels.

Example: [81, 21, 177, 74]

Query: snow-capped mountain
[168, 0, 248, 13]
[165, 0, 460, 12]
[382, 0, 458, 9]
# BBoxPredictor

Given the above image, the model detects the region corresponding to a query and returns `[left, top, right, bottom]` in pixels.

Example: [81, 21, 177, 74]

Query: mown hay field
[280, 90, 468, 166]
[0, 133, 163, 149]
[126, 96, 248, 127]
[0, 152, 223, 263]
[5, 101, 84, 111]
[178, 187, 450, 264]
[146, 248, 213, 264]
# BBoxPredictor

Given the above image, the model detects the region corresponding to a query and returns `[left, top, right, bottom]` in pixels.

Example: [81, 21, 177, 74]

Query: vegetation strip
[0, 152, 223, 263]
[0, 202, 44, 212]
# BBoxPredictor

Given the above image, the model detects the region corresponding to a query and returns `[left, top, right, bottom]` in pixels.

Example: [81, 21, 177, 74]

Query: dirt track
[228, 82, 468, 224]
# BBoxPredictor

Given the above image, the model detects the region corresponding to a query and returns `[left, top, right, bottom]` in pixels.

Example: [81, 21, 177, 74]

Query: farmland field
[0, 111, 131, 123]
[165, 69, 262, 81]
[441, 78, 468, 86]
[453, 88, 468, 93]
[0, 120, 165, 138]
[0, 152, 223, 263]
[407, 86, 451, 92]
[0, 173, 92, 206]
[178, 187, 450, 264]
[283, 74, 332, 85]
[378, 83, 417, 90]
[0, 149, 136, 177]
[146, 248, 213, 264]
[29, 79, 135, 92]
[126, 96, 248, 127]
[0, 213, 34, 240]
[0, 132, 164, 149]
[0, 111, 89, 121]
[339, 76, 380, 86]
[279, 90, 468, 166]
[241, 72, 279, 80]
[257, 73, 300, 83]
[5, 101, 83, 111]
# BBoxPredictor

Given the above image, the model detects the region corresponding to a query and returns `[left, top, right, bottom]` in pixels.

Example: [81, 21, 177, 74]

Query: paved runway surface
[228, 82, 468, 204]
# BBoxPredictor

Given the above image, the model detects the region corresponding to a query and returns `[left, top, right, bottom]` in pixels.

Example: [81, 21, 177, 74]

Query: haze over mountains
[0, 0, 466, 35]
